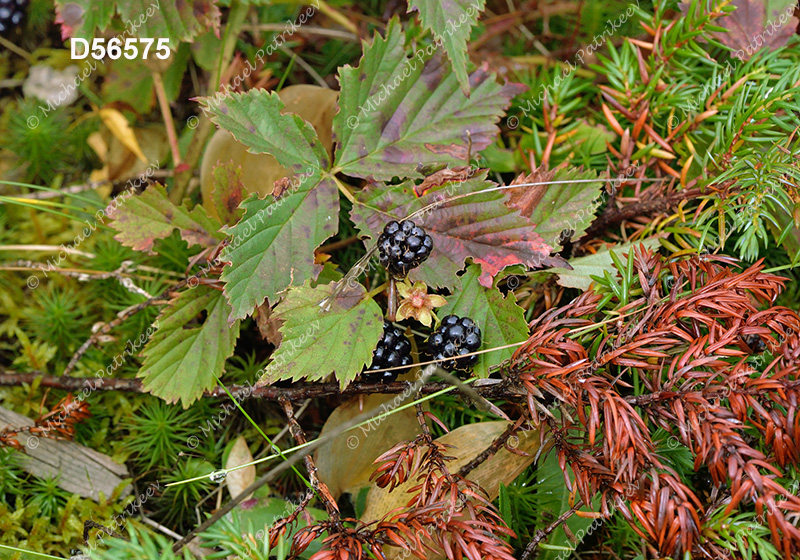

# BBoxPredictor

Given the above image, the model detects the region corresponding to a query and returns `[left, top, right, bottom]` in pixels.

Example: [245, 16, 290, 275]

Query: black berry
[0, 0, 26, 34]
[377, 220, 433, 279]
[427, 315, 481, 372]
[362, 322, 412, 383]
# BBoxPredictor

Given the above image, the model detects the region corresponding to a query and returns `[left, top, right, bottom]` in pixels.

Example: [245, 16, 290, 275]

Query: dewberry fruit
[428, 315, 482, 372]
[362, 322, 412, 383]
[0, 0, 27, 34]
[377, 220, 433, 279]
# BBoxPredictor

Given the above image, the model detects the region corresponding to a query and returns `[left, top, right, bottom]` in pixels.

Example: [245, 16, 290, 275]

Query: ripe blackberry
[0, 0, 27, 34]
[362, 322, 412, 383]
[377, 220, 433, 279]
[427, 315, 481, 372]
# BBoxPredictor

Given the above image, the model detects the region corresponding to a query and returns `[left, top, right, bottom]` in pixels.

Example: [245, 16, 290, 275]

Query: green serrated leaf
[507, 167, 603, 249]
[350, 171, 561, 289]
[119, 0, 220, 43]
[107, 183, 224, 253]
[549, 239, 661, 291]
[407, 0, 485, 95]
[138, 287, 241, 408]
[199, 89, 330, 174]
[56, 0, 220, 42]
[220, 173, 339, 322]
[334, 17, 524, 181]
[439, 264, 528, 378]
[258, 281, 383, 389]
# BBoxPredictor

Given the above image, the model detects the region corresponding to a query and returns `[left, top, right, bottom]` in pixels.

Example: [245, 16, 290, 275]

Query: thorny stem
[0, 371, 519, 401]
[280, 397, 344, 530]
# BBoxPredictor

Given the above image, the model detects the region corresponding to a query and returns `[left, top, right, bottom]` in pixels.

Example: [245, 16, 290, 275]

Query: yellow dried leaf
[98, 107, 147, 163]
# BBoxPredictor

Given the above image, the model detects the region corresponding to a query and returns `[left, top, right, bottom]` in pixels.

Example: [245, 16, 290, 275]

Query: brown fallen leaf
[314, 392, 423, 499]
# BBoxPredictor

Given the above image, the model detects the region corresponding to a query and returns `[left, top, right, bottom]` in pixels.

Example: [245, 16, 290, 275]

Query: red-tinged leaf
[107, 183, 224, 253]
[121, 1, 220, 42]
[350, 171, 564, 289]
[701, 0, 798, 58]
[333, 18, 525, 181]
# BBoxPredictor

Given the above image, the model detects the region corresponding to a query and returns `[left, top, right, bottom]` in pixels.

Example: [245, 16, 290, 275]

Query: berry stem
[364, 281, 390, 300]
[0, 36, 31, 62]
[331, 175, 356, 204]
[387, 277, 397, 321]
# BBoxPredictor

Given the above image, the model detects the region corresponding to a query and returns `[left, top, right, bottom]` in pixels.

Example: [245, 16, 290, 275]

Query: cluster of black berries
[361, 322, 413, 383]
[377, 220, 433, 279]
[0, 0, 27, 34]
[427, 315, 481, 372]
[362, 220, 482, 383]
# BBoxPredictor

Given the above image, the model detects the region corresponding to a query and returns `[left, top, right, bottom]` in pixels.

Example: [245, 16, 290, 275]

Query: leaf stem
[331, 174, 356, 204]
[387, 277, 397, 321]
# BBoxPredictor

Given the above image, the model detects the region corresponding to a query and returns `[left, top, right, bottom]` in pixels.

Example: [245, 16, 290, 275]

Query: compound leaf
[138, 286, 240, 408]
[199, 89, 330, 174]
[258, 281, 383, 389]
[107, 183, 223, 253]
[440, 264, 528, 378]
[334, 17, 524, 181]
[407, 0, 485, 94]
[350, 170, 562, 289]
[220, 173, 339, 323]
